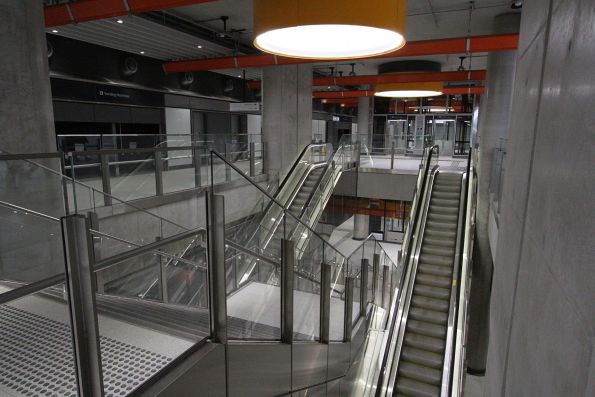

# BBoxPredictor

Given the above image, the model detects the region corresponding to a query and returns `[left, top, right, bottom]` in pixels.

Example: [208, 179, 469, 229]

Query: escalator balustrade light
[374, 81, 443, 98]
[253, 0, 407, 59]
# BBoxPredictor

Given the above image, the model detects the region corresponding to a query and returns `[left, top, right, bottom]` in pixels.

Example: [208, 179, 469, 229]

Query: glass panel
[109, 150, 156, 201]
[0, 285, 78, 397]
[162, 148, 196, 194]
[292, 223, 323, 341]
[326, 244, 347, 341]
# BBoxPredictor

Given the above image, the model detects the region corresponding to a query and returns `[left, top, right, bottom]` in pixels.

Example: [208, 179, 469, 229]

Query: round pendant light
[374, 60, 443, 98]
[374, 81, 443, 98]
[253, 0, 407, 60]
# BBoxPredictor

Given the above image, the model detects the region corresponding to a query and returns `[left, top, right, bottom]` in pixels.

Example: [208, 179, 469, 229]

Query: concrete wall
[485, 0, 595, 395]
[334, 170, 416, 202]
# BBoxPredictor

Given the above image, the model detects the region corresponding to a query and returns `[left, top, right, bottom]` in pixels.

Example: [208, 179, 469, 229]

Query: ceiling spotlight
[116, 19, 124, 24]
[253, 0, 407, 60]
[51, 29, 58, 33]
[237, 75, 242, 78]
[140, 51, 145, 54]
[197, 45, 203, 49]
[510, 1, 522, 9]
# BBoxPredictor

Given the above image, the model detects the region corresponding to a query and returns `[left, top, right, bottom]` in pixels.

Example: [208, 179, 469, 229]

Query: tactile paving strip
[0, 305, 172, 397]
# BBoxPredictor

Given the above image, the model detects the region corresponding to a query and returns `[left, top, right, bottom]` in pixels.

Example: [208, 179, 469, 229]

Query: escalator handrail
[376, 145, 439, 395]
[275, 143, 331, 194]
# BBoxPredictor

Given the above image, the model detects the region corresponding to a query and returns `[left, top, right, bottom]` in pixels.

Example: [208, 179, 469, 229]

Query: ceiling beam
[44, 0, 219, 27]
[164, 34, 518, 73]
[247, 70, 486, 89]
[313, 86, 485, 99]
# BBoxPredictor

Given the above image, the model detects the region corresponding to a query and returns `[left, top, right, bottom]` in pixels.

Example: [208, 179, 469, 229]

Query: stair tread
[396, 376, 440, 397]
[399, 362, 442, 386]
[407, 319, 447, 339]
[409, 307, 448, 325]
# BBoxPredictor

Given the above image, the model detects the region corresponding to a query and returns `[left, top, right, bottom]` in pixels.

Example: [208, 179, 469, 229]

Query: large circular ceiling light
[253, 0, 407, 60]
[374, 60, 443, 98]
[374, 82, 443, 98]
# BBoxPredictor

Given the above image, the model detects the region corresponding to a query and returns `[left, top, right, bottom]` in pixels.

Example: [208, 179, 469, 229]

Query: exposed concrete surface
[262, 64, 313, 181]
[485, 0, 595, 395]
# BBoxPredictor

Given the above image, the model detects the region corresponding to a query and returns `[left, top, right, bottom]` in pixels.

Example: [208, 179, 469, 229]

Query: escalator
[394, 172, 463, 397]
[378, 146, 475, 397]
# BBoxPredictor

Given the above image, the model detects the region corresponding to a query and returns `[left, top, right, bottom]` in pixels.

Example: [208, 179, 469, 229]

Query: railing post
[382, 265, 390, 309]
[100, 153, 112, 206]
[156, 236, 169, 303]
[360, 258, 368, 316]
[281, 239, 294, 344]
[155, 149, 164, 196]
[207, 191, 227, 343]
[373, 253, 380, 304]
[390, 140, 396, 169]
[224, 143, 232, 182]
[193, 145, 202, 187]
[344, 276, 354, 342]
[320, 262, 331, 343]
[249, 142, 256, 177]
[61, 214, 104, 397]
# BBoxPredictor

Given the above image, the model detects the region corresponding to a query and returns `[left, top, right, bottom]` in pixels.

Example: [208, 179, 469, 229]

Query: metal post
[100, 154, 112, 206]
[156, 236, 169, 303]
[207, 192, 227, 343]
[360, 258, 368, 316]
[155, 150, 164, 196]
[261, 142, 267, 176]
[390, 140, 396, 169]
[319, 263, 331, 343]
[382, 265, 390, 309]
[281, 239, 294, 344]
[372, 253, 380, 304]
[61, 215, 104, 397]
[344, 276, 354, 342]
[249, 142, 256, 177]
[193, 146, 202, 187]
[224, 143, 232, 182]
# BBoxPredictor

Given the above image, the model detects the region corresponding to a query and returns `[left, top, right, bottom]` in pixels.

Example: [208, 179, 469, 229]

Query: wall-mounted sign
[332, 116, 340, 122]
[229, 102, 261, 112]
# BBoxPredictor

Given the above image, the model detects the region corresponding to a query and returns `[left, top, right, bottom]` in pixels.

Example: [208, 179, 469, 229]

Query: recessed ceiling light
[51, 29, 58, 33]
[197, 45, 203, 49]
[116, 19, 124, 24]
[237, 75, 242, 78]
[140, 51, 145, 54]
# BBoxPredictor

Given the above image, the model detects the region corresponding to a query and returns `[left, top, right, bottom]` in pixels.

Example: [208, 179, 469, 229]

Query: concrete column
[0, 0, 55, 153]
[357, 97, 373, 141]
[469, 12, 520, 373]
[353, 214, 369, 240]
[262, 64, 312, 181]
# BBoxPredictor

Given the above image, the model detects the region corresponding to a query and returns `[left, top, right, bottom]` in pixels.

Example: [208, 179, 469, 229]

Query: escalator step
[409, 307, 448, 325]
[432, 191, 461, 200]
[401, 346, 444, 368]
[426, 220, 457, 231]
[419, 254, 453, 267]
[404, 332, 445, 353]
[427, 213, 458, 223]
[424, 229, 456, 239]
[418, 263, 452, 278]
[407, 320, 447, 339]
[430, 198, 460, 207]
[399, 362, 442, 386]
[412, 296, 449, 313]
[421, 245, 454, 257]
[432, 183, 460, 192]
[429, 205, 459, 215]
[416, 273, 451, 289]
[414, 284, 451, 300]
[396, 377, 440, 397]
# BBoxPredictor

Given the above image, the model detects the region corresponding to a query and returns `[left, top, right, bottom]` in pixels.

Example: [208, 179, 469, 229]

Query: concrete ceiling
[46, 0, 520, 78]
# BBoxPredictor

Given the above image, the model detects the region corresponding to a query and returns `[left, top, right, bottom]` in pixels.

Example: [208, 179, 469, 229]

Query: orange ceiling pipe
[247, 70, 486, 89]
[44, 0, 218, 27]
[164, 33, 518, 73]
[320, 98, 359, 104]
[314, 86, 485, 99]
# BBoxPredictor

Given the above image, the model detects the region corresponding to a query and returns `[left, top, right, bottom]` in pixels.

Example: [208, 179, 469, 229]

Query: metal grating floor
[0, 305, 172, 397]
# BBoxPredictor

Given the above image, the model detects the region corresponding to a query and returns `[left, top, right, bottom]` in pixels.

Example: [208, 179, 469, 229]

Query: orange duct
[247, 70, 486, 89]
[164, 34, 518, 73]
[44, 0, 219, 27]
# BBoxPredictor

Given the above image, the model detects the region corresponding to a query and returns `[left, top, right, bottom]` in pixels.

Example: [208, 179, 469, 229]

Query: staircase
[395, 172, 462, 397]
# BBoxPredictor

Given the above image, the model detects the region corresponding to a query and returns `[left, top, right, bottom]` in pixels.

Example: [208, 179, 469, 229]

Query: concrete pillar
[0, 0, 55, 153]
[353, 214, 369, 240]
[469, 13, 521, 373]
[262, 64, 312, 181]
[357, 97, 373, 142]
